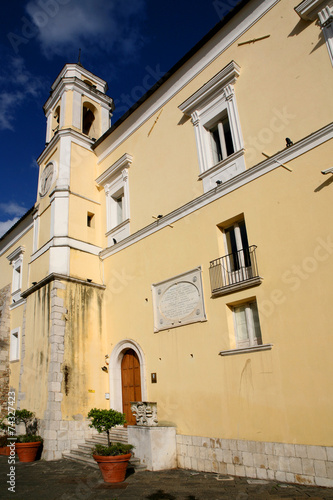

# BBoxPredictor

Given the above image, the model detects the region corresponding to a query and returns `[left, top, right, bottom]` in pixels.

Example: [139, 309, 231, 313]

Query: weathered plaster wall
[60, 281, 108, 419]
[19, 279, 105, 460]
[19, 284, 51, 416]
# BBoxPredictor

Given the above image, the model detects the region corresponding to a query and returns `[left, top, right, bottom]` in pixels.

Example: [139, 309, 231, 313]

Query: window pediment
[295, 0, 332, 21]
[7, 246, 25, 263]
[96, 153, 133, 186]
[179, 61, 240, 116]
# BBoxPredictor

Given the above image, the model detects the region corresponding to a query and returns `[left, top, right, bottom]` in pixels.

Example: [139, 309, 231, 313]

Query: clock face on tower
[39, 163, 54, 197]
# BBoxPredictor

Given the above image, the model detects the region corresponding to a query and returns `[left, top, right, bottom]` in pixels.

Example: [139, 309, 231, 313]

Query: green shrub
[88, 408, 126, 447]
[0, 418, 7, 433]
[14, 409, 38, 436]
[92, 442, 133, 456]
[0, 435, 9, 447]
[16, 434, 43, 443]
[14, 409, 35, 427]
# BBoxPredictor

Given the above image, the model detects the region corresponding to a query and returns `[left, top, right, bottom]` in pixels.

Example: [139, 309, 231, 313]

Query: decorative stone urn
[130, 401, 158, 426]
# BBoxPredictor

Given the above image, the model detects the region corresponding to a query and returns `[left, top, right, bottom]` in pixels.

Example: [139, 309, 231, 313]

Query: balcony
[209, 245, 263, 296]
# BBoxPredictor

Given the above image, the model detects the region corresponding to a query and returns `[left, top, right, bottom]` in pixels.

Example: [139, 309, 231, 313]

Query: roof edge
[0, 206, 35, 243]
[92, 0, 251, 150]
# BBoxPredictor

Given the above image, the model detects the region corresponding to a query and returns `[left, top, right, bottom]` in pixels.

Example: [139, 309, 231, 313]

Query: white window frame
[223, 220, 252, 284]
[96, 153, 133, 246]
[179, 61, 245, 192]
[295, 1, 333, 66]
[232, 301, 262, 349]
[10, 328, 20, 361]
[319, 5, 333, 65]
[208, 111, 235, 164]
[7, 246, 25, 305]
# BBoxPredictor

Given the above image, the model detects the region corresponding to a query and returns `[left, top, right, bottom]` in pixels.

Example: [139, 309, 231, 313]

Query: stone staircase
[62, 427, 146, 471]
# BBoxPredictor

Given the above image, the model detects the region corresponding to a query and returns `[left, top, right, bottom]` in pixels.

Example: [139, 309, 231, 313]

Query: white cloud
[0, 218, 20, 238]
[0, 91, 24, 131]
[0, 201, 28, 237]
[25, 0, 146, 59]
[0, 201, 27, 217]
[30, 158, 39, 169]
[0, 57, 44, 131]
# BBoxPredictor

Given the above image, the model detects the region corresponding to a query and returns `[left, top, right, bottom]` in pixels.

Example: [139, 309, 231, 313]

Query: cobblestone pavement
[1, 456, 333, 500]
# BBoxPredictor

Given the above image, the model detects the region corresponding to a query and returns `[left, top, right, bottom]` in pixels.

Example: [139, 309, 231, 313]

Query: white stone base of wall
[176, 435, 333, 488]
[40, 417, 94, 461]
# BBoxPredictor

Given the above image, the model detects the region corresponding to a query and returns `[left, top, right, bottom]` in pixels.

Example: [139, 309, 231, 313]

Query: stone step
[85, 438, 129, 446]
[63, 428, 146, 471]
[62, 450, 98, 468]
[62, 450, 146, 470]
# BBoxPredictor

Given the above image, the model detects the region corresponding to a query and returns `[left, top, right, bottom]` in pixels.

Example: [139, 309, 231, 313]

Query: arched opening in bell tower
[52, 105, 60, 133]
[82, 102, 96, 136]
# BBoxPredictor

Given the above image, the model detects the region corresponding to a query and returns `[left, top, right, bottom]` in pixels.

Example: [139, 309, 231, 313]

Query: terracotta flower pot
[93, 453, 131, 483]
[16, 441, 41, 462]
[0, 446, 10, 456]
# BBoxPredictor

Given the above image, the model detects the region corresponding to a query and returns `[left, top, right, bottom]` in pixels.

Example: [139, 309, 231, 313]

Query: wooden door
[121, 349, 142, 426]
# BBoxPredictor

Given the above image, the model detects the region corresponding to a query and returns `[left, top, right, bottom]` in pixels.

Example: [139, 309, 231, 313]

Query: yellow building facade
[0, 0, 333, 486]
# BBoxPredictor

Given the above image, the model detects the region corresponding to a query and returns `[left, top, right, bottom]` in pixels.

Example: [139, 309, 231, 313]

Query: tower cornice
[43, 76, 114, 115]
[37, 128, 95, 165]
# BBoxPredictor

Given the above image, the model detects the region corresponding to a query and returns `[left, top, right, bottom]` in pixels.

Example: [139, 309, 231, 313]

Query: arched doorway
[109, 340, 147, 422]
[121, 349, 142, 426]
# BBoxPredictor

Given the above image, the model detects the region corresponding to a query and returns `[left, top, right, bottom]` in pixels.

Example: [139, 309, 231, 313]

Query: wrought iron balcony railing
[209, 245, 261, 295]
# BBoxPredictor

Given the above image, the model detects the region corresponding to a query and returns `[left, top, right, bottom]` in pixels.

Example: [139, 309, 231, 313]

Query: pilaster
[0, 284, 11, 418]
[17, 301, 27, 408]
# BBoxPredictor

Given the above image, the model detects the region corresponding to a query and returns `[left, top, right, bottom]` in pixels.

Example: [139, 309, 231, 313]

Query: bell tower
[30, 64, 114, 284]
[44, 63, 114, 143]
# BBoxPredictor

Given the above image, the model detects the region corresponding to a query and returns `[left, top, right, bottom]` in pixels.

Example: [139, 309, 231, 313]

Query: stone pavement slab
[1, 456, 333, 500]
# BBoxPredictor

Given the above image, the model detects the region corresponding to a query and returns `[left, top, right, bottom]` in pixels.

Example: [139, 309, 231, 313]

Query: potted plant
[14, 409, 42, 462]
[88, 408, 134, 483]
[0, 435, 11, 456]
[0, 417, 10, 456]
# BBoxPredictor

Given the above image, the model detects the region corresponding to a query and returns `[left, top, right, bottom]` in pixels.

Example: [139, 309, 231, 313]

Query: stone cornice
[21, 272, 105, 299]
[52, 64, 108, 93]
[100, 122, 333, 260]
[44, 77, 114, 115]
[37, 128, 94, 165]
[29, 236, 102, 263]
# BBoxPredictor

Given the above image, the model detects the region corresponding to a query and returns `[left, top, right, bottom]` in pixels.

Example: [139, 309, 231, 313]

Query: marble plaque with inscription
[152, 267, 206, 332]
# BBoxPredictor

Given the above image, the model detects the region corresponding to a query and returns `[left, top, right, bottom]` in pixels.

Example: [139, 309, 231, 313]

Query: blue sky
[0, 0, 235, 237]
